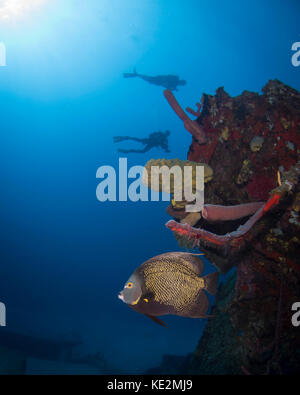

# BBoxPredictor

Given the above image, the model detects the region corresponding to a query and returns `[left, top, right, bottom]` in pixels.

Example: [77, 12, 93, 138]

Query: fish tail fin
[203, 272, 219, 295]
[197, 313, 215, 319]
[182, 290, 210, 318]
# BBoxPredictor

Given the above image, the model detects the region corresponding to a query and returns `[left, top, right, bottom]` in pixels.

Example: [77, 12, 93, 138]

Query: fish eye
[126, 282, 133, 289]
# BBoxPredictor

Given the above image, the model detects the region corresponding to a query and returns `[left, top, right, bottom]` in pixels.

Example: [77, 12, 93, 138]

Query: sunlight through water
[0, 0, 46, 21]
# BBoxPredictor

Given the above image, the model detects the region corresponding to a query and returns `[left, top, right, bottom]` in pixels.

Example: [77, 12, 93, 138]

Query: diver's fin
[203, 272, 219, 295]
[113, 136, 129, 143]
[123, 68, 138, 78]
[145, 314, 167, 328]
[123, 73, 137, 78]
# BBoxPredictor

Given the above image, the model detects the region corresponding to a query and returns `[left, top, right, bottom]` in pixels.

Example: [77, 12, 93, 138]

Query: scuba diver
[123, 68, 186, 91]
[113, 130, 171, 154]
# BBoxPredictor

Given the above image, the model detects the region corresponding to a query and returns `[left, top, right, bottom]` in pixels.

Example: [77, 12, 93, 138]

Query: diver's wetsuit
[123, 69, 186, 91]
[113, 131, 171, 154]
[137, 74, 184, 91]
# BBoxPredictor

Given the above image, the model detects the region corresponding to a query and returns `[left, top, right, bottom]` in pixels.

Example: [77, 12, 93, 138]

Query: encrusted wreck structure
[148, 80, 300, 374]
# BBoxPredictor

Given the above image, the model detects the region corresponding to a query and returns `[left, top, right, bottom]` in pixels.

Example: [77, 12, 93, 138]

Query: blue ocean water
[0, 0, 299, 373]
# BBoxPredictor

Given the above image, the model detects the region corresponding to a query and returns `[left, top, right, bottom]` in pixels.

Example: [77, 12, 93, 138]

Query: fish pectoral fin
[145, 314, 168, 328]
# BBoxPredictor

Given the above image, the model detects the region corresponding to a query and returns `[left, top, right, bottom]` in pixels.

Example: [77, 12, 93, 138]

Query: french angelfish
[118, 252, 219, 327]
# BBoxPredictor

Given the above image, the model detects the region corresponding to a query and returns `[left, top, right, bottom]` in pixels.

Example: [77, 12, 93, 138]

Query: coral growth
[164, 90, 207, 144]
[166, 163, 299, 261]
[159, 80, 300, 374]
[142, 158, 213, 210]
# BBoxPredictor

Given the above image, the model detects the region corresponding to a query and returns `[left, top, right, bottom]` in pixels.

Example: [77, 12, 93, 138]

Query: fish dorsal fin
[175, 252, 205, 276]
[145, 252, 205, 276]
[145, 314, 168, 328]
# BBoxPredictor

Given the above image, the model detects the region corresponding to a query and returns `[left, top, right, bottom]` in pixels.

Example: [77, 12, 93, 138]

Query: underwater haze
[0, 0, 299, 374]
